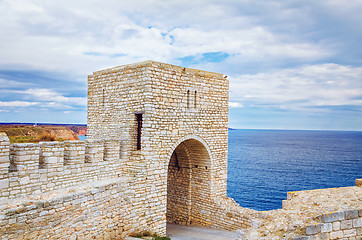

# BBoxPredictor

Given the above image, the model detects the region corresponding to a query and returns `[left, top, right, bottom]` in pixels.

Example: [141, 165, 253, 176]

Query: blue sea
[227, 129, 362, 211]
[78, 135, 87, 141]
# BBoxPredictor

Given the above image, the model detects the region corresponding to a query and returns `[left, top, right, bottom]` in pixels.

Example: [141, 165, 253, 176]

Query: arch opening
[166, 139, 211, 226]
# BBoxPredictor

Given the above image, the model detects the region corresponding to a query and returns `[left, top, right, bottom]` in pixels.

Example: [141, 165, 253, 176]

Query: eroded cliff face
[0, 125, 79, 143]
[77, 128, 87, 136]
[46, 128, 79, 141]
[66, 125, 87, 136]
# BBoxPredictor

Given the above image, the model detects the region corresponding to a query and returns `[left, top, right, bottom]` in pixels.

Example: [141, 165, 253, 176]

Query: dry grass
[0, 125, 69, 143]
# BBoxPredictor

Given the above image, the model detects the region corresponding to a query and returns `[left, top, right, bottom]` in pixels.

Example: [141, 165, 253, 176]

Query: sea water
[227, 129, 362, 211]
[78, 135, 87, 141]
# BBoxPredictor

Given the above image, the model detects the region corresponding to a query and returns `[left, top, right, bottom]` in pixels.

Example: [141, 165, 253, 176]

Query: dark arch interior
[166, 139, 211, 226]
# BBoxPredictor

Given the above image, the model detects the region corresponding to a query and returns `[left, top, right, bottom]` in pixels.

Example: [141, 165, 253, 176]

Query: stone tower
[87, 60, 229, 234]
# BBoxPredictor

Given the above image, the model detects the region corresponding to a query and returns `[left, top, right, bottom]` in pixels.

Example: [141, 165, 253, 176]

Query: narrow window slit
[187, 90, 190, 108]
[194, 91, 197, 108]
[102, 88, 105, 107]
[136, 114, 143, 150]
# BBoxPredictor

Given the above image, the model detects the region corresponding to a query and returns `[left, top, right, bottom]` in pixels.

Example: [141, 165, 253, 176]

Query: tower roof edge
[91, 60, 224, 78]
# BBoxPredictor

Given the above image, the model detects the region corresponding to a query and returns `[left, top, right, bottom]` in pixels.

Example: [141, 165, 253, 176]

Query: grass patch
[1, 125, 73, 143]
[129, 231, 170, 240]
[9, 133, 61, 143]
[152, 236, 171, 240]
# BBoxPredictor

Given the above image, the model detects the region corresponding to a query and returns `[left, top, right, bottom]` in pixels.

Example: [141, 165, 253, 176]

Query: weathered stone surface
[322, 212, 345, 223]
[0, 179, 9, 189]
[346, 210, 359, 220]
[321, 223, 332, 233]
[342, 220, 353, 229]
[330, 230, 343, 239]
[306, 224, 322, 235]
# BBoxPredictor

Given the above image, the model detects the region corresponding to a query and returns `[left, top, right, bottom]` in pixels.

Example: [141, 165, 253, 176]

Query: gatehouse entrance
[166, 138, 212, 226]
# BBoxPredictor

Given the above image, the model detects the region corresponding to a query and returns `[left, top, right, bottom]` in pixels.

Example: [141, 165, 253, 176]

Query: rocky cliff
[0, 125, 79, 143]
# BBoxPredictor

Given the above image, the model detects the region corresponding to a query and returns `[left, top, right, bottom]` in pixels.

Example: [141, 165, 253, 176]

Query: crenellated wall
[0, 135, 125, 200]
[0, 133, 10, 192]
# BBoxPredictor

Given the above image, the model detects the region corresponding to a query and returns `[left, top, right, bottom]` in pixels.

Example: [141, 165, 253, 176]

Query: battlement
[0, 132, 125, 200]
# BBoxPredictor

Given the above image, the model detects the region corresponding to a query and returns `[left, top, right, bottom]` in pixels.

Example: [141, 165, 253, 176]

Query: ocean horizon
[227, 129, 362, 211]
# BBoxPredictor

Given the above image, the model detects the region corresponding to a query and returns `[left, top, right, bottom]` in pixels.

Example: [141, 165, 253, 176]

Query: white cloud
[20, 88, 87, 106]
[229, 102, 243, 108]
[0, 101, 39, 107]
[0, 0, 361, 126]
[170, 27, 329, 61]
[229, 64, 362, 110]
[0, 78, 32, 88]
[0, 0, 333, 76]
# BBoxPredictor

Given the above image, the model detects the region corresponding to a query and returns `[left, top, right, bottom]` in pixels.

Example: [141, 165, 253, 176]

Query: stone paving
[166, 224, 236, 240]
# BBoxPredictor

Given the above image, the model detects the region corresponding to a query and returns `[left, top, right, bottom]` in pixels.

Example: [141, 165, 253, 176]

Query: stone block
[19, 176, 30, 185]
[0, 162, 9, 169]
[353, 218, 362, 228]
[292, 237, 310, 240]
[321, 223, 332, 233]
[330, 230, 343, 239]
[315, 233, 329, 240]
[345, 210, 359, 220]
[306, 223, 322, 235]
[342, 220, 353, 229]
[0, 178, 9, 189]
[0, 155, 10, 164]
[322, 212, 345, 223]
[333, 221, 341, 231]
[343, 229, 356, 238]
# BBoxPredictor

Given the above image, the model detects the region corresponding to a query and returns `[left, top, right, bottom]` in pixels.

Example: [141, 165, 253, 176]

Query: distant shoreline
[0, 123, 360, 132]
[0, 122, 86, 126]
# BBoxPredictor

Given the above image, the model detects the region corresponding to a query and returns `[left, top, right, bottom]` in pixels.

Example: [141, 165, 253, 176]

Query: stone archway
[166, 138, 212, 226]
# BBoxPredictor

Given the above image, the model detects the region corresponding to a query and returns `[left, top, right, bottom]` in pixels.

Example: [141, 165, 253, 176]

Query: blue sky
[0, 0, 361, 130]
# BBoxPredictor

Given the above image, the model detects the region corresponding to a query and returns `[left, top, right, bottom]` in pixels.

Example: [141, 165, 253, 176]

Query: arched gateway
[167, 137, 212, 225]
[87, 61, 230, 235]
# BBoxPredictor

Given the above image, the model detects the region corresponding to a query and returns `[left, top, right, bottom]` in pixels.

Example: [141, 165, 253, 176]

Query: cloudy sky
[0, 0, 361, 130]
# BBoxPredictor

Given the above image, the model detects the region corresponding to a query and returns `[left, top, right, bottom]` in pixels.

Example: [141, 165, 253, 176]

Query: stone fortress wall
[0, 61, 361, 240]
[0, 135, 124, 200]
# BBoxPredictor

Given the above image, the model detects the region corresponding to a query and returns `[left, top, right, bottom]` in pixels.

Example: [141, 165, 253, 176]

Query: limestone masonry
[0, 61, 361, 240]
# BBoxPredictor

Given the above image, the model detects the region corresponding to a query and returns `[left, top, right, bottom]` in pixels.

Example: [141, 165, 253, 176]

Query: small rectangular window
[136, 114, 143, 150]
[102, 88, 105, 107]
[194, 91, 197, 108]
